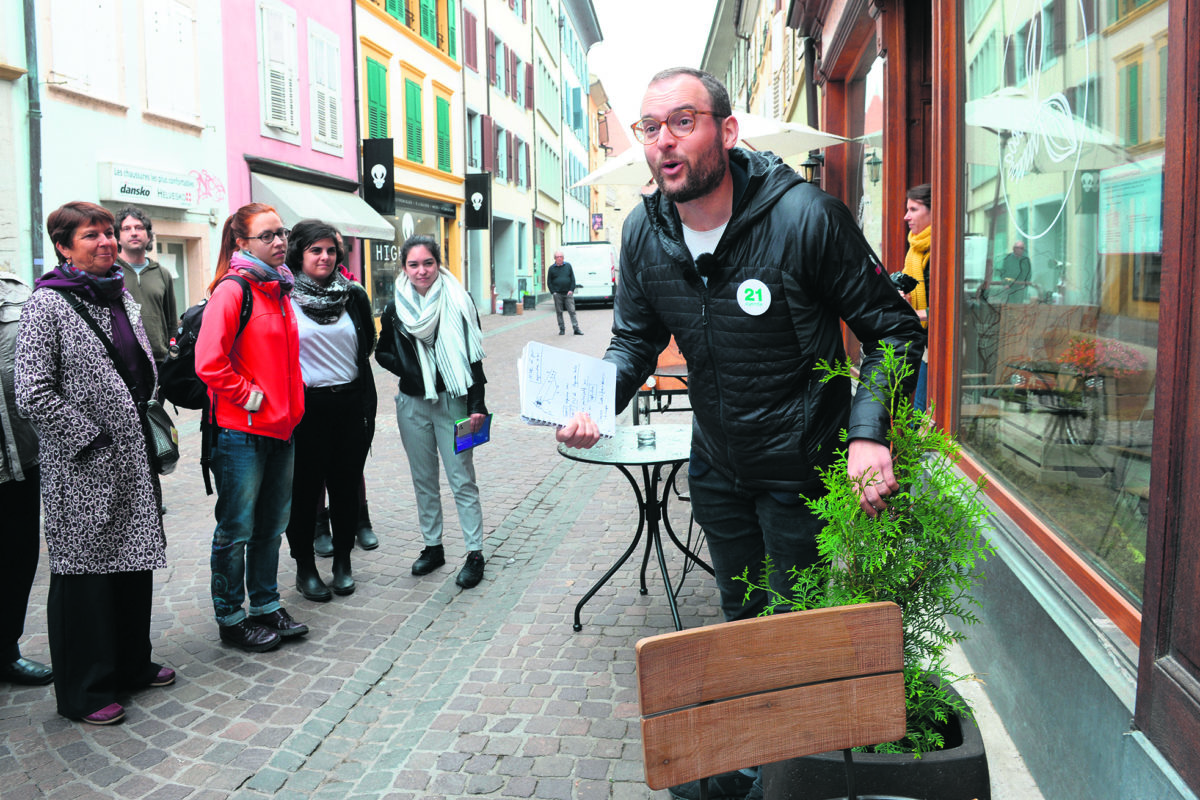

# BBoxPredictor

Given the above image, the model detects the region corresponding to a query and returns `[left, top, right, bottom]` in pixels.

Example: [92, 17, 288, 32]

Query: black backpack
[159, 275, 252, 494]
[160, 276, 252, 410]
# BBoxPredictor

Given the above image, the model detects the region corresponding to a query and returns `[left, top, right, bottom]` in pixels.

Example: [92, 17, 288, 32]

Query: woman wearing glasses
[196, 203, 308, 653]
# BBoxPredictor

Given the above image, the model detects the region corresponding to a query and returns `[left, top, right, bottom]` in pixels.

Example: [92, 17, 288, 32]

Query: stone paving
[1, 303, 725, 799]
[0, 301, 1041, 800]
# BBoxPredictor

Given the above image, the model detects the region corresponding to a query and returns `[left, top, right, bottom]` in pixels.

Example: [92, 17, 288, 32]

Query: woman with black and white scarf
[376, 235, 489, 589]
[283, 220, 377, 601]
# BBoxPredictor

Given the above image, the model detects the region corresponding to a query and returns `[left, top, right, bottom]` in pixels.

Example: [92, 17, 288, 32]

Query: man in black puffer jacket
[557, 65, 925, 800]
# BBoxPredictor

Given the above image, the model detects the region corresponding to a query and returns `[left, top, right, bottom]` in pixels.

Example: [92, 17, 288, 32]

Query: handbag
[49, 288, 181, 475]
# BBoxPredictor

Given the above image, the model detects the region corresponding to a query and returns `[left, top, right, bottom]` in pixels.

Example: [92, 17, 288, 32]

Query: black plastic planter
[501, 298, 518, 316]
[523, 295, 536, 310]
[762, 686, 990, 800]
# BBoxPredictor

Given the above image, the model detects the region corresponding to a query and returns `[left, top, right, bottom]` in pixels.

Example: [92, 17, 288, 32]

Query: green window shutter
[385, 0, 402, 21]
[437, 97, 451, 172]
[1125, 63, 1140, 145]
[447, 0, 457, 60]
[420, 0, 437, 45]
[366, 58, 387, 139]
[405, 79, 423, 162]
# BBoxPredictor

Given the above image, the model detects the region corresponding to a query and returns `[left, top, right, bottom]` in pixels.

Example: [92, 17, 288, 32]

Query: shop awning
[250, 173, 395, 240]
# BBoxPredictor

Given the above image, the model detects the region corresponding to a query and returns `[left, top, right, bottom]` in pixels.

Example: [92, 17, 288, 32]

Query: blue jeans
[210, 429, 294, 626]
[688, 457, 824, 622]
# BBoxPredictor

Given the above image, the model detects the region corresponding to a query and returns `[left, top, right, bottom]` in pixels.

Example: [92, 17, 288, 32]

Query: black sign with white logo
[362, 139, 395, 217]
[464, 173, 492, 230]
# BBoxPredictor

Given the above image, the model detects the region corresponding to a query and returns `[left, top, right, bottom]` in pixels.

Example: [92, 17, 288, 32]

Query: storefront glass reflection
[369, 209, 441, 315]
[959, 0, 1167, 604]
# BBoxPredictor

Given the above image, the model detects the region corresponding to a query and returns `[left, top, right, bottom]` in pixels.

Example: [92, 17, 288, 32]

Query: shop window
[405, 78, 423, 162]
[959, 0, 1167, 608]
[366, 58, 388, 139]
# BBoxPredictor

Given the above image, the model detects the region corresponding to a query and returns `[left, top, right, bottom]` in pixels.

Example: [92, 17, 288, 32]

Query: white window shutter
[310, 31, 342, 148]
[145, 1, 197, 120]
[262, 4, 298, 132]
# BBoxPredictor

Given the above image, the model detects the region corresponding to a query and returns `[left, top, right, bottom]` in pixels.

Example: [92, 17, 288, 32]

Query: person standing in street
[16, 202, 174, 725]
[376, 235, 489, 590]
[0, 270, 53, 688]
[547, 250, 582, 335]
[997, 239, 1032, 303]
[115, 206, 176, 364]
[555, 68, 925, 800]
[283, 220, 376, 602]
[900, 183, 932, 412]
[196, 203, 308, 653]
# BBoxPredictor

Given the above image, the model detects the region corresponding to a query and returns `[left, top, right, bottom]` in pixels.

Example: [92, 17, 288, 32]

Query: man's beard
[655, 142, 727, 205]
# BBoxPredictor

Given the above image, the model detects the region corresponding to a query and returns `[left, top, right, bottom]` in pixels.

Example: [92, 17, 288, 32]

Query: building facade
[557, 0, 601, 249]
[0, 1, 34, 284]
[779, 0, 1196, 797]
[35, 0, 229, 307]
[357, 0, 462, 312]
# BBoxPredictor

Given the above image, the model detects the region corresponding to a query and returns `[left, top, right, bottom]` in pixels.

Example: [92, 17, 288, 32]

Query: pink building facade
[221, 0, 392, 279]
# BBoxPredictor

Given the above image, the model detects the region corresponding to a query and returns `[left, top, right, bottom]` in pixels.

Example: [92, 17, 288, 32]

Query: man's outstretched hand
[556, 411, 601, 449]
[847, 438, 898, 518]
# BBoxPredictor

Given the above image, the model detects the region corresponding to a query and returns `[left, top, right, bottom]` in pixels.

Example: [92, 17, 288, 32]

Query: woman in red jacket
[196, 203, 308, 653]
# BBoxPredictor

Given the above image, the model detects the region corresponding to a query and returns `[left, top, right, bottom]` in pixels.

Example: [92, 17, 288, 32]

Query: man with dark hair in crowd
[115, 206, 177, 363]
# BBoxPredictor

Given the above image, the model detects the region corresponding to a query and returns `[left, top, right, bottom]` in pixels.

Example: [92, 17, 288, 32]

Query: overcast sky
[588, 0, 720, 130]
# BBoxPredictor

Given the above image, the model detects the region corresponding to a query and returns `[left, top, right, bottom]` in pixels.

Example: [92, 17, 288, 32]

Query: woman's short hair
[46, 202, 116, 265]
[906, 183, 932, 209]
[285, 219, 345, 274]
[400, 234, 441, 267]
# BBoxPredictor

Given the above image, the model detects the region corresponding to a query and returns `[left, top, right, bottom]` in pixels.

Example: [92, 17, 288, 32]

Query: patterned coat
[14, 287, 166, 575]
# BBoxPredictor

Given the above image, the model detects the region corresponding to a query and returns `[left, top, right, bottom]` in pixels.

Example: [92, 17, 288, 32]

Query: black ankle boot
[412, 544, 445, 576]
[296, 562, 332, 602]
[331, 553, 355, 596]
[356, 502, 378, 550]
[314, 507, 334, 558]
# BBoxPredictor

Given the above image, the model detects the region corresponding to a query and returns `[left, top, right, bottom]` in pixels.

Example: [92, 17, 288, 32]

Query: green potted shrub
[742, 345, 996, 799]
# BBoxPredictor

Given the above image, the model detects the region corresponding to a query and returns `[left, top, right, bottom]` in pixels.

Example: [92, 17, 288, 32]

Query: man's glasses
[631, 109, 721, 145]
[251, 228, 290, 244]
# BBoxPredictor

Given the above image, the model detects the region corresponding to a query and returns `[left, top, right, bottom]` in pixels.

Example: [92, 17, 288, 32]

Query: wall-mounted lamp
[800, 151, 824, 185]
[865, 150, 883, 185]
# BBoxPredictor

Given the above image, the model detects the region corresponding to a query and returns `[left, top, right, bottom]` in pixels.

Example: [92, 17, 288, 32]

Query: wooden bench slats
[636, 602, 906, 790]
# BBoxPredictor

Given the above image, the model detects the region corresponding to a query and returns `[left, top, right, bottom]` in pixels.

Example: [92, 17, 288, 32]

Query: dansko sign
[97, 163, 199, 209]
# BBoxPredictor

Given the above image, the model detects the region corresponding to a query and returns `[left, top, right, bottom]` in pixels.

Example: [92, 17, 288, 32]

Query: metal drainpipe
[24, 0, 43, 270]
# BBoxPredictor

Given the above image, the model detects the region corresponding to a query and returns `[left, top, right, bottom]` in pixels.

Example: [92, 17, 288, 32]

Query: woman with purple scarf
[14, 201, 174, 726]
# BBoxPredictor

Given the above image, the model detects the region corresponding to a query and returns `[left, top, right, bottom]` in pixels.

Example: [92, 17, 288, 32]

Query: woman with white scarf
[376, 235, 489, 589]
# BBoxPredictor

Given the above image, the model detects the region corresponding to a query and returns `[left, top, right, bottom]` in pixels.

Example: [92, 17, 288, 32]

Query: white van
[559, 241, 618, 307]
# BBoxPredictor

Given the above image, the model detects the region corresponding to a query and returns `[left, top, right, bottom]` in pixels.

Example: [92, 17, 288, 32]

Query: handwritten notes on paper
[518, 342, 616, 437]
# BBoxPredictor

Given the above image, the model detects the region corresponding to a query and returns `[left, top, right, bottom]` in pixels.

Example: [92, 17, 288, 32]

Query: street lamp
[800, 151, 824, 185]
[866, 150, 883, 185]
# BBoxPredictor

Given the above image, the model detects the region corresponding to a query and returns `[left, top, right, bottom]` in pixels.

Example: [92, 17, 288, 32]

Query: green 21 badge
[737, 279, 771, 316]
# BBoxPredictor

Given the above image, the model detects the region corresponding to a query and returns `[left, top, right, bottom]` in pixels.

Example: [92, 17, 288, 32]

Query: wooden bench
[636, 602, 906, 799]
